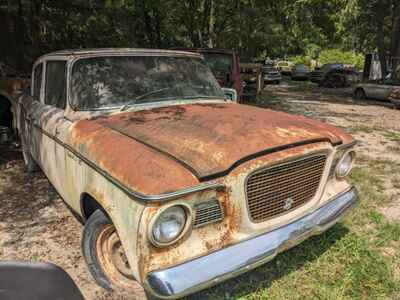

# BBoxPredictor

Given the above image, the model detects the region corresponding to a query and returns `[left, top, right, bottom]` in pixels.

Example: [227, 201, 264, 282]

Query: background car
[320, 68, 360, 88]
[291, 64, 310, 80]
[275, 60, 294, 75]
[173, 48, 243, 101]
[310, 63, 344, 83]
[263, 64, 281, 84]
[353, 73, 400, 103]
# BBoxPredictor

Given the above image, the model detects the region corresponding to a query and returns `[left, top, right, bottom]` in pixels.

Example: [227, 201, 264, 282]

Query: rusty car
[18, 48, 358, 299]
[240, 63, 264, 98]
[172, 48, 243, 101]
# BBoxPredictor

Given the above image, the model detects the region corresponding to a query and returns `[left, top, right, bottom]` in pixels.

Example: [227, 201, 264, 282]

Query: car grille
[194, 199, 224, 228]
[246, 154, 327, 222]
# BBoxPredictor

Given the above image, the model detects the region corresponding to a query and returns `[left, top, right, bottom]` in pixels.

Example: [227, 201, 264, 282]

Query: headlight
[150, 205, 190, 247]
[336, 151, 355, 178]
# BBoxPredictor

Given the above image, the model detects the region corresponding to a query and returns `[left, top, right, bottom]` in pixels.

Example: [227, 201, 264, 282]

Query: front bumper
[146, 187, 358, 299]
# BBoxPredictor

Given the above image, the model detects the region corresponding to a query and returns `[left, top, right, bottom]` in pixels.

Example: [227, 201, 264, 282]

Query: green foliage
[318, 49, 365, 69]
[0, 0, 397, 72]
[288, 55, 312, 66]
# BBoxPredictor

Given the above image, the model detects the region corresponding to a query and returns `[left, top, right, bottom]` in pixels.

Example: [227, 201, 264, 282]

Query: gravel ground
[0, 81, 399, 300]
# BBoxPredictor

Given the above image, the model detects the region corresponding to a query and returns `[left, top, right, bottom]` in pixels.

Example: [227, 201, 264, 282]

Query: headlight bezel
[335, 150, 355, 178]
[148, 203, 193, 248]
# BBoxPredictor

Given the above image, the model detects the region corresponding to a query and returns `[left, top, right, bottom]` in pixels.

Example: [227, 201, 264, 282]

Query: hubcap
[96, 225, 137, 289]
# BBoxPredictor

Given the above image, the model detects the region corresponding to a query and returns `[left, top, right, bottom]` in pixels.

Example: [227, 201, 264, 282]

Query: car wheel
[354, 88, 366, 100]
[82, 210, 148, 298]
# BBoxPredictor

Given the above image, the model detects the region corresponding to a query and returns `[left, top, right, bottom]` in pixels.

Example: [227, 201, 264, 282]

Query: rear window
[45, 61, 67, 109]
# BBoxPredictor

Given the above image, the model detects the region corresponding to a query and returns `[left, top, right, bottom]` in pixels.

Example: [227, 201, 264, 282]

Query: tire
[82, 210, 148, 298]
[354, 88, 366, 100]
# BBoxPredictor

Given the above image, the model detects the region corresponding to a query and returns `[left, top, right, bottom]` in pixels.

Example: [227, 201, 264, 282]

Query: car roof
[37, 48, 201, 60]
[171, 48, 235, 55]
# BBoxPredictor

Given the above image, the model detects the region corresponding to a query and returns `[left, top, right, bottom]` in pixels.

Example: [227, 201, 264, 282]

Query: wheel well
[81, 193, 105, 222]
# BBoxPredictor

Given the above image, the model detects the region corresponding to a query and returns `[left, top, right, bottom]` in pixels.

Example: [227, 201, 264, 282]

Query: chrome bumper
[145, 187, 358, 299]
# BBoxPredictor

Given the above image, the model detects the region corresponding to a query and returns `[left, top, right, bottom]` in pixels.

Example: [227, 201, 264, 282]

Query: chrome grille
[194, 199, 224, 228]
[246, 154, 327, 222]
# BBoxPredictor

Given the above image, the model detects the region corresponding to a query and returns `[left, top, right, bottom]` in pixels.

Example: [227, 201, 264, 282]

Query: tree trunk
[376, 0, 387, 79]
[391, 0, 400, 82]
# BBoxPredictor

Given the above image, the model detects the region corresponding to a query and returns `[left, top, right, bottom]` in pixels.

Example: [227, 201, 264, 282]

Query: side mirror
[222, 88, 238, 102]
[0, 261, 85, 300]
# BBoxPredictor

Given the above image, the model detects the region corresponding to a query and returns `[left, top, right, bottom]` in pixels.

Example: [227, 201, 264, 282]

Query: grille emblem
[283, 197, 294, 210]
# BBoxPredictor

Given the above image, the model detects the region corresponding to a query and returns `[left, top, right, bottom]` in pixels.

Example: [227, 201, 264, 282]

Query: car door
[373, 82, 393, 100]
[37, 60, 70, 197]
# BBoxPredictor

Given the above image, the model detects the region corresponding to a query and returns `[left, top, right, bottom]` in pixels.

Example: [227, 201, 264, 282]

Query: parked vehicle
[310, 63, 344, 83]
[0, 62, 29, 141]
[275, 60, 294, 75]
[173, 48, 243, 101]
[353, 74, 400, 104]
[291, 64, 310, 81]
[240, 63, 265, 97]
[18, 48, 358, 300]
[320, 68, 360, 88]
[263, 64, 281, 84]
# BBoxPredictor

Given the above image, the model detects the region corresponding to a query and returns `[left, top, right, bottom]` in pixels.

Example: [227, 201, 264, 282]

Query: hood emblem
[283, 197, 294, 210]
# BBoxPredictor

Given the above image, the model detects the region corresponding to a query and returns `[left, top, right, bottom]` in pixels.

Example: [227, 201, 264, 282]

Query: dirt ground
[0, 81, 399, 300]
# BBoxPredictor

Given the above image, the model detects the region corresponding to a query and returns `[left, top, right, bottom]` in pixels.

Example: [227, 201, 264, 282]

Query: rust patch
[91, 103, 353, 180]
[68, 119, 199, 196]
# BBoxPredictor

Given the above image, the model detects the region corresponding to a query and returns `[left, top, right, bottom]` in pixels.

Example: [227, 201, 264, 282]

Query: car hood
[77, 103, 352, 181]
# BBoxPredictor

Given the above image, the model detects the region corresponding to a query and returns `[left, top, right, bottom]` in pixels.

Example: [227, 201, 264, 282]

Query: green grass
[347, 124, 375, 134]
[383, 131, 400, 143]
[187, 159, 400, 300]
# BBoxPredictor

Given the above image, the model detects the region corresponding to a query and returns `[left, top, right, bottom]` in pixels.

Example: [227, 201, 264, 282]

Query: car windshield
[70, 55, 225, 110]
[202, 53, 232, 78]
[295, 64, 309, 71]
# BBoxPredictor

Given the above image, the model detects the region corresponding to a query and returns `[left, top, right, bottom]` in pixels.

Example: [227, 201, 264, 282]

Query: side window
[33, 63, 43, 99]
[45, 61, 67, 109]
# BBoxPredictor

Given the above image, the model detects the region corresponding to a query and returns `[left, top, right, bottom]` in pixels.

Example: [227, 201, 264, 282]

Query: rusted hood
[87, 103, 352, 180]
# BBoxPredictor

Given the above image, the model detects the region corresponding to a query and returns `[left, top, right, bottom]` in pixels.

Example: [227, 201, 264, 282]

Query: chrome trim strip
[336, 140, 357, 150]
[145, 187, 358, 299]
[34, 124, 223, 203]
